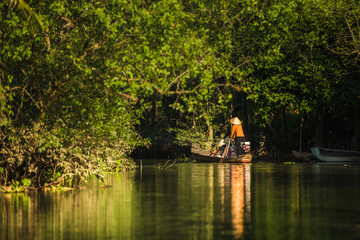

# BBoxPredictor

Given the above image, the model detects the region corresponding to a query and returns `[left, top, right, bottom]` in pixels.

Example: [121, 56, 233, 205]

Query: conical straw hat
[230, 117, 241, 125]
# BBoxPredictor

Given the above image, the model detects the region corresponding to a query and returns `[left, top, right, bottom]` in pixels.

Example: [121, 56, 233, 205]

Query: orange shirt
[231, 124, 244, 138]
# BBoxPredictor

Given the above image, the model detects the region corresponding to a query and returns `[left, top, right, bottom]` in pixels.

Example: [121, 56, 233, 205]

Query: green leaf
[22, 179, 31, 187]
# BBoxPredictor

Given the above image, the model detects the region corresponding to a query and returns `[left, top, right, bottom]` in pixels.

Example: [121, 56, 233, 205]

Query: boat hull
[311, 147, 360, 162]
[191, 144, 252, 163]
[292, 150, 316, 162]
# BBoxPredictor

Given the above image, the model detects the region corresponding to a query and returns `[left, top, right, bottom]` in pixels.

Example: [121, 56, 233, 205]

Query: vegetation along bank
[1, 0, 359, 190]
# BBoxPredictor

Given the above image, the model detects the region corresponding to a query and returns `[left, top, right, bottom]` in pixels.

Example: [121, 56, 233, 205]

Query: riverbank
[0, 123, 139, 191]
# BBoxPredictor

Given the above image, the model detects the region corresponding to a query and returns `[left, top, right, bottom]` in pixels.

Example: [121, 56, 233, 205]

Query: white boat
[311, 147, 360, 162]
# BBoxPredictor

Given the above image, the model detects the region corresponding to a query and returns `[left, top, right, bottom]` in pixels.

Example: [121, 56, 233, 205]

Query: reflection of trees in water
[175, 163, 252, 239]
[2, 164, 358, 239]
[0, 173, 137, 240]
[0, 165, 254, 239]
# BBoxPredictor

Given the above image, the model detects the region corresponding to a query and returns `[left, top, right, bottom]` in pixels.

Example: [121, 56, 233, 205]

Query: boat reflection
[183, 163, 252, 239]
[229, 164, 251, 239]
[0, 163, 253, 240]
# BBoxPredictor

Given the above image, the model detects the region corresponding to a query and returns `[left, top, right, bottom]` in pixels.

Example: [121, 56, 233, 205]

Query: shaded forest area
[0, 0, 359, 187]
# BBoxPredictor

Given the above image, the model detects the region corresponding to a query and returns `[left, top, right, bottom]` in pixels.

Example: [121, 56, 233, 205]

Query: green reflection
[251, 164, 360, 240]
[1, 163, 360, 240]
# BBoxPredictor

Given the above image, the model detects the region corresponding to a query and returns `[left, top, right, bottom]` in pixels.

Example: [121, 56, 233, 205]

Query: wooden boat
[311, 147, 360, 162]
[292, 150, 316, 162]
[191, 144, 252, 163]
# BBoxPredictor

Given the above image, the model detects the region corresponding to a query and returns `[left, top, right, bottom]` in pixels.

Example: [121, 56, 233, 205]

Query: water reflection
[0, 174, 139, 240]
[1, 163, 360, 240]
[230, 164, 251, 238]
[0, 164, 251, 240]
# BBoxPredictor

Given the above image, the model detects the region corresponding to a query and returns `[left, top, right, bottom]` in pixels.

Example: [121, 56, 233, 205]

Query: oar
[220, 140, 231, 163]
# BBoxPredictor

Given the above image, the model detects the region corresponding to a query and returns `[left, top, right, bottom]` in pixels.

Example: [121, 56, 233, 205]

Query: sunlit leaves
[1, 0, 360, 152]
[228, 0, 360, 124]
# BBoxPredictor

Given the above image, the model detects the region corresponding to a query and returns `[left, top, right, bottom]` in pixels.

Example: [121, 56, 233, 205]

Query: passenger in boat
[230, 117, 245, 156]
[211, 134, 228, 156]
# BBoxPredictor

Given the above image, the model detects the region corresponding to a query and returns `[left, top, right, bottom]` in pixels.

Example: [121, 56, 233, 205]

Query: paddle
[220, 139, 231, 163]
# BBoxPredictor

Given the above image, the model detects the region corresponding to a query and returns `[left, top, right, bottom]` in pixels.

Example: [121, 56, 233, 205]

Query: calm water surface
[1, 162, 360, 240]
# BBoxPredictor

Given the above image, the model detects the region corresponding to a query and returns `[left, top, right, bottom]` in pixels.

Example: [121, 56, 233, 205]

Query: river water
[1, 162, 360, 240]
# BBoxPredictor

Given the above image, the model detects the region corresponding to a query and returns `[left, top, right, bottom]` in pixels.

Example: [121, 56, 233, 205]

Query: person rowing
[230, 117, 245, 156]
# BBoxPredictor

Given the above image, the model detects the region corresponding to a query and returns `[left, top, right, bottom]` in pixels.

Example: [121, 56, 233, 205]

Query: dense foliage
[1, 0, 359, 188]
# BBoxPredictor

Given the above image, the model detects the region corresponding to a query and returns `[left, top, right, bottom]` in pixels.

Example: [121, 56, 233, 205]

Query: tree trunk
[206, 119, 214, 150]
[314, 109, 324, 147]
[242, 98, 248, 135]
[202, 111, 213, 150]
[299, 113, 304, 152]
[351, 109, 360, 151]
[283, 110, 288, 150]
[208, 124, 213, 142]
